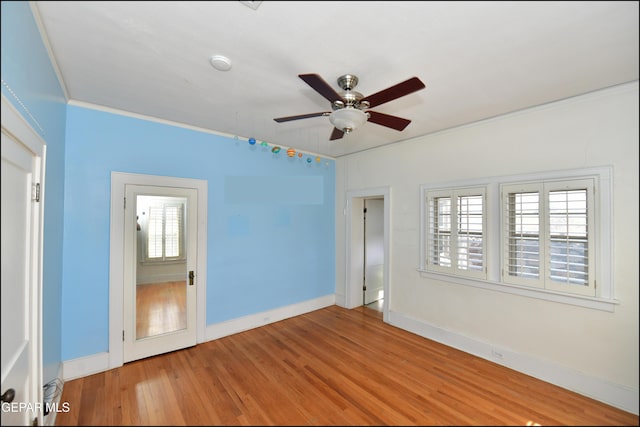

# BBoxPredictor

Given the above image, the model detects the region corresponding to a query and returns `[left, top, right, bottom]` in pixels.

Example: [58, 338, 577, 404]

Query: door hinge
[122, 330, 125, 342]
[32, 183, 40, 202]
[124, 196, 126, 209]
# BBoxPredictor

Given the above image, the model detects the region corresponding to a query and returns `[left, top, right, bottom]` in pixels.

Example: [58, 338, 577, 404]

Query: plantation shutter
[428, 195, 452, 268]
[547, 187, 590, 288]
[146, 203, 183, 260]
[457, 194, 484, 272]
[164, 205, 181, 258]
[147, 206, 164, 259]
[503, 179, 595, 296]
[502, 182, 543, 287]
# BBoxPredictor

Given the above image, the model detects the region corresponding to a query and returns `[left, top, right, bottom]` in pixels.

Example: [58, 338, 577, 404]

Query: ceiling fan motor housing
[332, 74, 370, 111]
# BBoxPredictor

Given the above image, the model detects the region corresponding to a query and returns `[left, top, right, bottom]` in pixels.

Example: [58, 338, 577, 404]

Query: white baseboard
[205, 294, 335, 341]
[387, 310, 639, 416]
[62, 352, 110, 382]
[136, 273, 185, 285]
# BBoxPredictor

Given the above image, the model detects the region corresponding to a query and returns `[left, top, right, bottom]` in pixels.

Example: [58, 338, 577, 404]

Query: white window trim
[418, 166, 616, 312]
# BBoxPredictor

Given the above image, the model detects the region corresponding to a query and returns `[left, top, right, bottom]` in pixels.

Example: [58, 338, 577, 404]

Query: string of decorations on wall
[237, 136, 330, 167]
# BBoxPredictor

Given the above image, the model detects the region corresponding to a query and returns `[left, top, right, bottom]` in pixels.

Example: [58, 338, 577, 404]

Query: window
[419, 167, 614, 311]
[502, 179, 594, 296]
[426, 187, 486, 279]
[145, 202, 185, 261]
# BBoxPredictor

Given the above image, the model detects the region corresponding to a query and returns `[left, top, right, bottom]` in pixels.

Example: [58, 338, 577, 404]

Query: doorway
[345, 187, 390, 322]
[109, 173, 207, 368]
[363, 198, 384, 309]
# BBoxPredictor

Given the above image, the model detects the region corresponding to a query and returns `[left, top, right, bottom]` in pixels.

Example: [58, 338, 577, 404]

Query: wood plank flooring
[136, 281, 187, 339]
[55, 305, 638, 426]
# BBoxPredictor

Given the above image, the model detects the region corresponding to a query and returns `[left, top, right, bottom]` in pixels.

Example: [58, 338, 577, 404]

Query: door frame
[109, 172, 207, 369]
[345, 187, 390, 322]
[1, 94, 45, 425]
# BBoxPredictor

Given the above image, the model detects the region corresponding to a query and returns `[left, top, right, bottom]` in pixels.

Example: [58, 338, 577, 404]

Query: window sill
[140, 258, 186, 265]
[417, 269, 618, 312]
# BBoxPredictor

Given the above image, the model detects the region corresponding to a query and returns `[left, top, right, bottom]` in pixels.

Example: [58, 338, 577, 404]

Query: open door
[1, 98, 44, 426]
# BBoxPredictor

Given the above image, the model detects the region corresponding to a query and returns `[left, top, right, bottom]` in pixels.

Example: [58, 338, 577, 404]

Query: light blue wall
[62, 106, 336, 360]
[2, 0, 335, 373]
[1, 1, 67, 385]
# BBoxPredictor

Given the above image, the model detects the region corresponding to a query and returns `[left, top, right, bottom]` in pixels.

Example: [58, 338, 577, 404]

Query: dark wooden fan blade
[362, 77, 425, 108]
[330, 127, 344, 140]
[366, 110, 412, 131]
[274, 112, 330, 123]
[299, 74, 343, 103]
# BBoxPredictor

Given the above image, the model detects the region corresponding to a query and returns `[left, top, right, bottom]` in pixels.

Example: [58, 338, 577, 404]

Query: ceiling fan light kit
[274, 73, 426, 140]
[329, 108, 369, 134]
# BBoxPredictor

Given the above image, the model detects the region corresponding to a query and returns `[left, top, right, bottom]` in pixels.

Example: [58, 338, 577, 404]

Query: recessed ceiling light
[209, 55, 232, 71]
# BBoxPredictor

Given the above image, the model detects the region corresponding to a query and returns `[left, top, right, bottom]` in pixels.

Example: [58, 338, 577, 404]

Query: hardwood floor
[136, 281, 187, 339]
[55, 305, 638, 426]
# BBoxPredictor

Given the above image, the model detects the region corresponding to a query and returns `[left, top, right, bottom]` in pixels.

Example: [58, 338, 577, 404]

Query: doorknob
[188, 270, 194, 286]
[1, 388, 15, 403]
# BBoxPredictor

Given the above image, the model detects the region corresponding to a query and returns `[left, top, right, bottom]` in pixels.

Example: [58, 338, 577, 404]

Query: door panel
[1, 131, 40, 426]
[123, 185, 197, 363]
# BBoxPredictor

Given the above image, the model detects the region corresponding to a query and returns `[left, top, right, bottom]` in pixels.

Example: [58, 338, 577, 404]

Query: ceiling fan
[274, 74, 426, 141]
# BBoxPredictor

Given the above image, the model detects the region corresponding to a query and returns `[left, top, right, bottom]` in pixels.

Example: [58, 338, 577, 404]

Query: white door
[123, 185, 198, 363]
[1, 128, 43, 426]
[363, 198, 384, 305]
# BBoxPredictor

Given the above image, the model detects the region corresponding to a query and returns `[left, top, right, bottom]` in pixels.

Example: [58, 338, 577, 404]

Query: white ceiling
[33, 1, 638, 158]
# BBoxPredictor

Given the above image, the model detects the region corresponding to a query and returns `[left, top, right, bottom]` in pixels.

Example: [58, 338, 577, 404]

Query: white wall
[335, 82, 639, 414]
